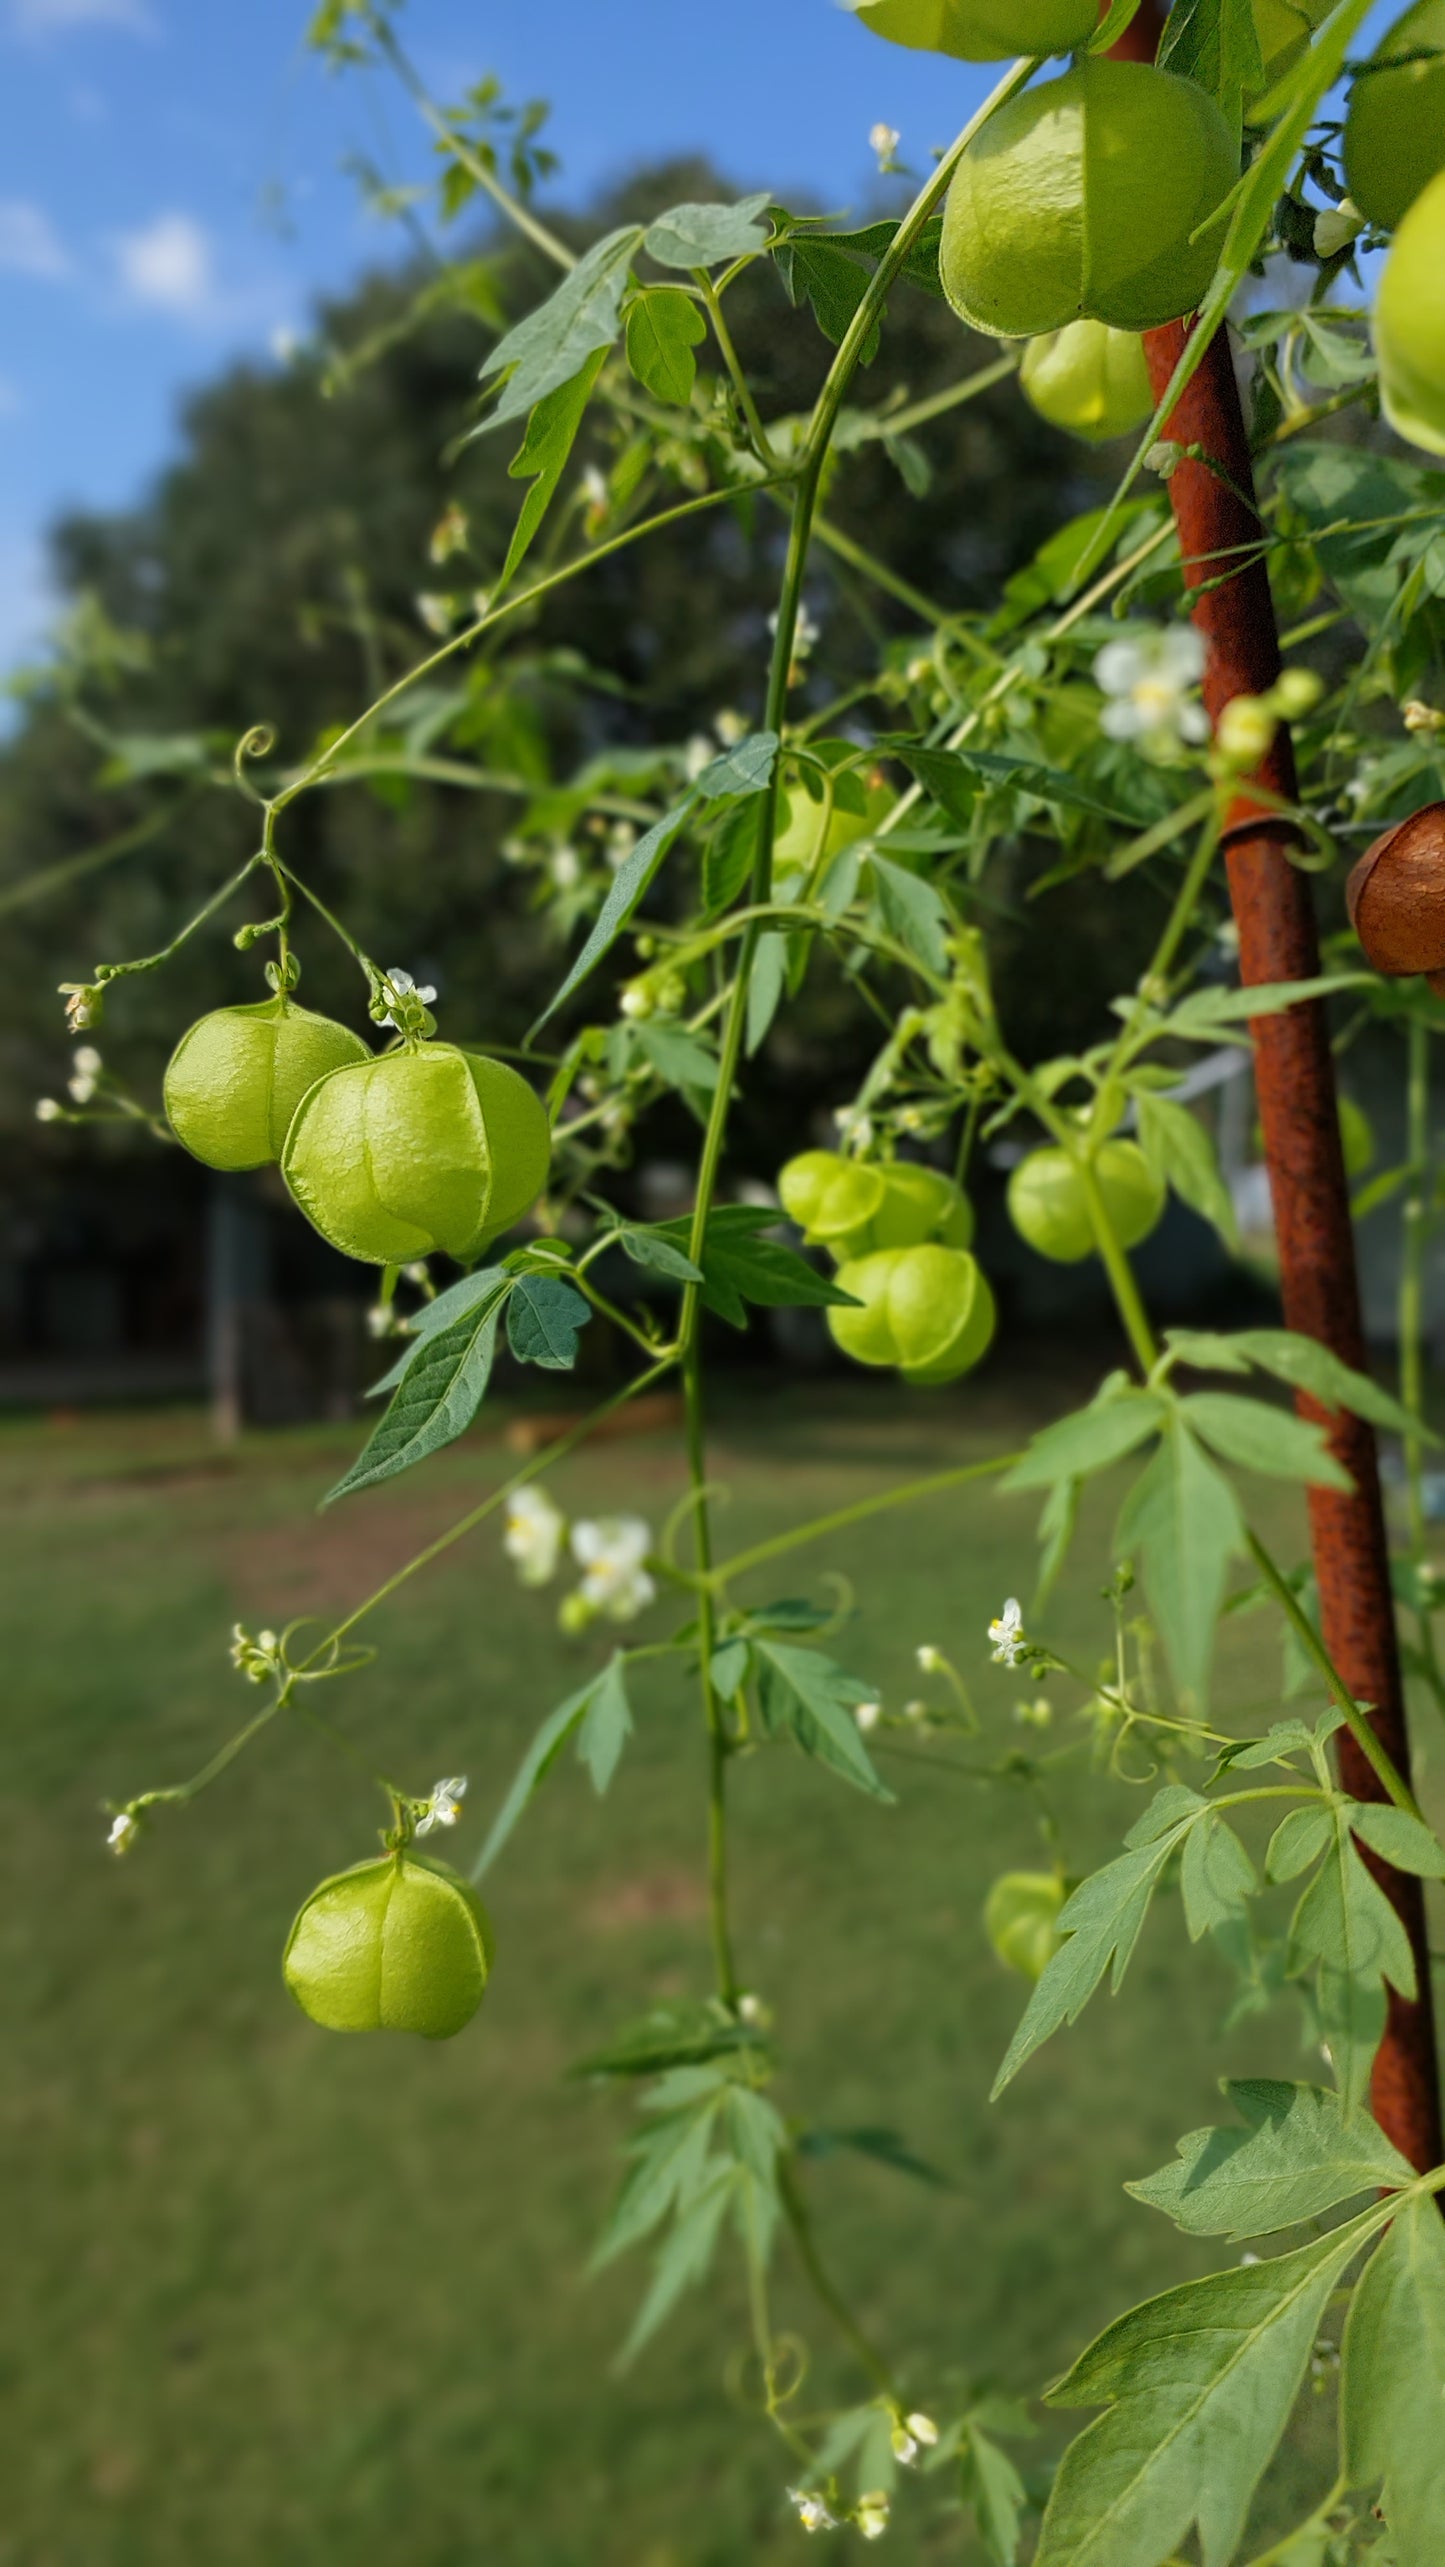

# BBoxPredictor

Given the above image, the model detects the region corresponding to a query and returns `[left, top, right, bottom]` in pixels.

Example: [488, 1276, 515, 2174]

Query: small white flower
[1095, 627, 1209, 753]
[73, 1043, 102, 1077]
[714, 707, 746, 746]
[891, 2424, 919, 2465]
[581, 463, 608, 512]
[380, 966, 437, 1029]
[737, 1990, 769, 2026]
[570, 1515, 656, 1621]
[503, 1485, 567, 1588]
[415, 591, 456, 636]
[366, 1303, 393, 1339]
[789, 2489, 839, 2533]
[989, 1598, 1028, 1668]
[903, 1698, 927, 1723]
[107, 1810, 138, 1856]
[415, 1775, 467, 1836]
[35, 1097, 62, 1122]
[855, 1699, 882, 1733]
[916, 1644, 943, 1674]
[870, 120, 901, 167]
[1240, 2251, 1262, 2267]
[684, 732, 716, 781]
[428, 502, 469, 564]
[905, 2412, 938, 2447]
[549, 846, 581, 890]
[857, 2491, 890, 2540]
[606, 822, 637, 868]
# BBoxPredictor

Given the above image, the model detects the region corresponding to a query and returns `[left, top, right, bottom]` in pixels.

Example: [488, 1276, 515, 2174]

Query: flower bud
[1345, 802, 1445, 978]
[1216, 695, 1279, 769]
[1273, 668, 1324, 720]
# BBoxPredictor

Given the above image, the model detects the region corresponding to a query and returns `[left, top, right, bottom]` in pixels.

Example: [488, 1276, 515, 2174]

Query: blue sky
[0, 0, 1006, 674]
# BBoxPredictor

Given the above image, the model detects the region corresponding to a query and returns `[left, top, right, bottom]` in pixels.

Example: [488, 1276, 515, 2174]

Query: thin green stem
[273, 480, 787, 813]
[1078, 1161, 1160, 1375]
[696, 272, 774, 464]
[778, 2161, 898, 2401]
[370, 13, 577, 272]
[708, 1454, 1021, 1589]
[1244, 1530, 1427, 1822]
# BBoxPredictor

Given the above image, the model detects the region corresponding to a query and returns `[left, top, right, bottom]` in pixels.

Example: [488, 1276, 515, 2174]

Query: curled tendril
[232, 724, 278, 807]
[725, 2330, 809, 2418]
[660, 1477, 731, 1571]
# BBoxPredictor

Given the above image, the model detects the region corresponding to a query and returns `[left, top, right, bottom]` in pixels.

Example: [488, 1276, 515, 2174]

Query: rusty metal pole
[1109, 1, 1442, 2170]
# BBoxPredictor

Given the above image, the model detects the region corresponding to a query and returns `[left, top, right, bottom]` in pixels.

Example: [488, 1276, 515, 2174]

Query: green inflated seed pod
[849, 0, 1097, 60]
[772, 778, 893, 880]
[833, 1163, 976, 1260]
[778, 1150, 888, 1248]
[282, 1041, 551, 1265]
[1007, 1141, 1165, 1264]
[163, 997, 371, 1172]
[984, 1871, 1066, 1981]
[1375, 170, 1445, 456]
[829, 1243, 996, 1384]
[1019, 320, 1154, 445]
[940, 59, 1237, 339]
[1343, 0, 1445, 232]
[283, 1852, 494, 2039]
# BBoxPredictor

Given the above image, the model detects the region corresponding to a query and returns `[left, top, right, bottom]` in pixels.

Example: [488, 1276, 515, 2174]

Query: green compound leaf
[1167, 1325, 1431, 1444]
[1127, 2079, 1415, 2242]
[1342, 2193, 1445, 2563]
[611, 1221, 703, 1284]
[1034, 2209, 1385, 2567]
[324, 1279, 511, 1504]
[1178, 1391, 1354, 1491]
[992, 1797, 1206, 2097]
[1158, 0, 1265, 145]
[624, 286, 705, 404]
[575, 1651, 634, 1791]
[1135, 1092, 1238, 1251]
[499, 348, 607, 591]
[751, 1638, 892, 1800]
[655, 1204, 859, 1330]
[365, 1264, 510, 1396]
[643, 191, 771, 270]
[472, 1652, 632, 1880]
[506, 1271, 592, 1370]
[1348, 1801, 1445, 1879]
[1265, 1805, 1334, 1883]
[532, 731, 777, 1031]
[1180, 1813, 1258, 1940]
[571, 1999, 768, 2081]
[867, 850, 951, 974]
[476, 225, 642, 432]
[1005, 1384, 1165, 1491]
[772, 233, 880, 362]
[878, 736, 1133, 826]
[961, 2425, 1030, 2567]
[1115, 1419, 1244, 1711]
[1288, 1811, 1417, 2116]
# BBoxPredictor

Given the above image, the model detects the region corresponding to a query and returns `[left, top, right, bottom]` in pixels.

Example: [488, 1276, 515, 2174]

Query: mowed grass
[0, 1372, 1375, 2565]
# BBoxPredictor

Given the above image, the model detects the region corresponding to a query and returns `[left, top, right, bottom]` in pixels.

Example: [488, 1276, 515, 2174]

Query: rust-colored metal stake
[1110, 1, 1442, 2170]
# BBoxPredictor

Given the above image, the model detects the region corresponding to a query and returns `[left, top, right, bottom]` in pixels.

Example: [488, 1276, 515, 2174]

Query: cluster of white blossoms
[1094, 627, 1210, 754]
[36, 1043, 104, 1123]
[415, 1776, 467, 1837]
[378, 966, 437, 1032]
[502, 1487, 656, 1627]
[788, 2488, 890, 2540]
[106, 1809, 139, 1857]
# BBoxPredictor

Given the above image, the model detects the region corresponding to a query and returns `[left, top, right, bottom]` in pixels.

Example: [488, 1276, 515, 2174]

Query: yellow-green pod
[282, 1042, 551, 1265]
[283, 1851, 494, 2039]
[164, 998, 370, 1172]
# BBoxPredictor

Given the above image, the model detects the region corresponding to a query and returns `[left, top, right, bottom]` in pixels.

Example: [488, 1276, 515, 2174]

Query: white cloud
[9, 0, 157, 34]
[110, 211, 213, 317]
[0, 199, 70, 279]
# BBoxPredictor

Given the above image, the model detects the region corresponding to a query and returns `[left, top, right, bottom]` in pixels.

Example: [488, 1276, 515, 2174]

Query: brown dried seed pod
[1345, 802, 1445, 977]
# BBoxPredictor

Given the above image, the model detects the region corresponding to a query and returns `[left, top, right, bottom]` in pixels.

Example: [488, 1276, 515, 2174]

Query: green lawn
[0, 1374, 1387, 2564]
